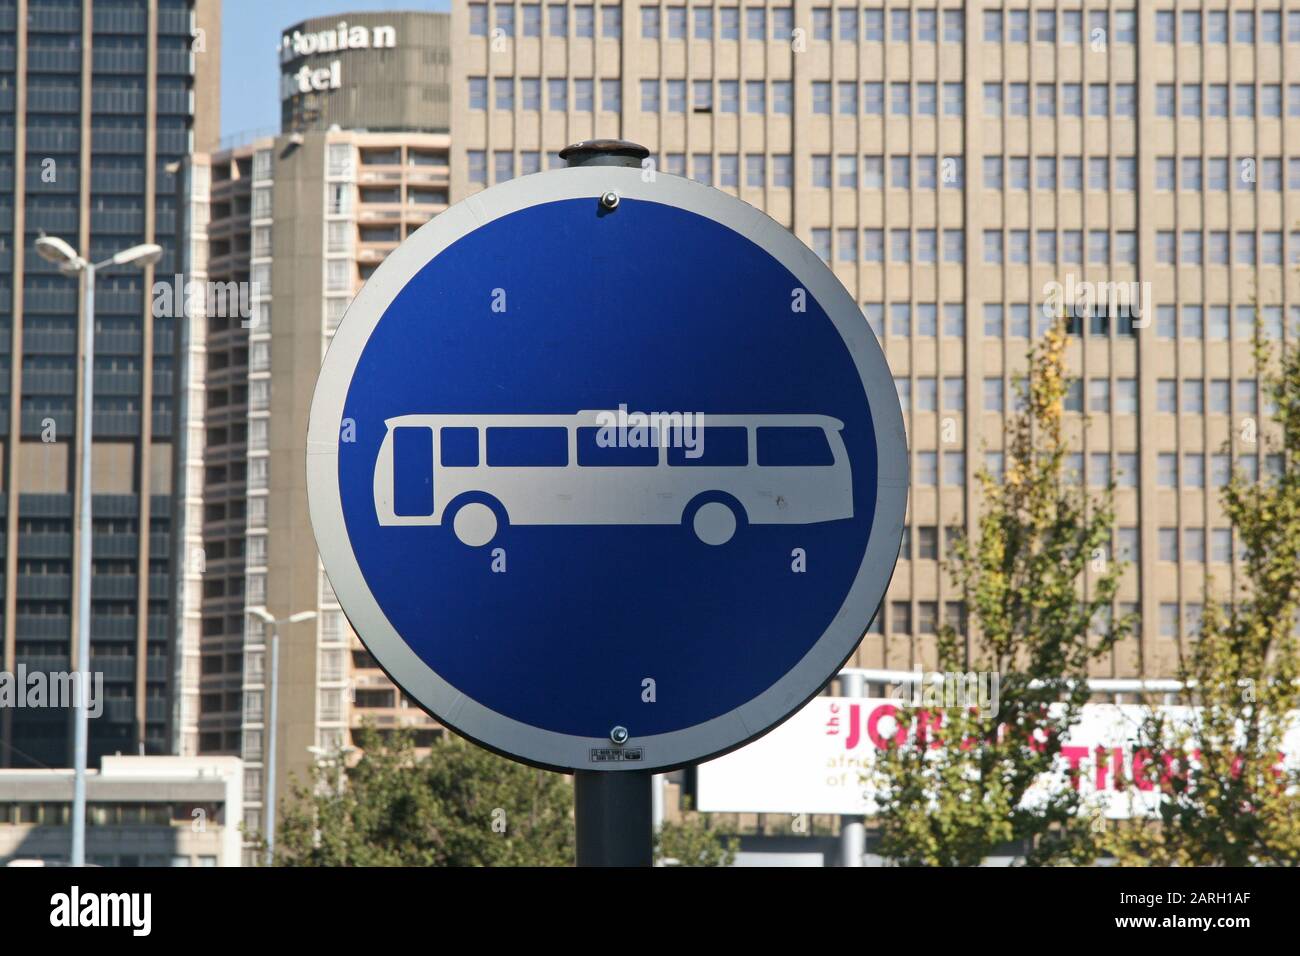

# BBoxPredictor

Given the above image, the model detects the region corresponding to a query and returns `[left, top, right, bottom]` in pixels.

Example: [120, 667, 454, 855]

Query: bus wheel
[684, 494, 745, 546]
[448, 496, 503, 547]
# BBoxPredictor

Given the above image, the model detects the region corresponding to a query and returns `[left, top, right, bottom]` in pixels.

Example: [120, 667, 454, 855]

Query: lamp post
[35, 236, 163, 868]
[246, 607, 317, 865]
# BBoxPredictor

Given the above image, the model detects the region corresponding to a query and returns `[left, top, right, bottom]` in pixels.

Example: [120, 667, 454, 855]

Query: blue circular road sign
[307, 166, 908, 771]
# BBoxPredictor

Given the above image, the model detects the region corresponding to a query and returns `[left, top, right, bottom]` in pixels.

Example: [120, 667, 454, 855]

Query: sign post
[307, 139, 907, 866]
[565, 141, 658, 868]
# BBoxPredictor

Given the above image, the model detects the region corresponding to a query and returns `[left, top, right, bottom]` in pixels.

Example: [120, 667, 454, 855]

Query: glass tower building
[0, 0, 220, 769]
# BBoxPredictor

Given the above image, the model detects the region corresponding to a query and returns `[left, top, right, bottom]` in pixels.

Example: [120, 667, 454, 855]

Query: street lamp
[39, 235, 163, 869]
[247, 607, 317, 865]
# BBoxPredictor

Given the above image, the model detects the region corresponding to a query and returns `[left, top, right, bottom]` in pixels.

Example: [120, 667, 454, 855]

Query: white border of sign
[306, 166, 909, 772]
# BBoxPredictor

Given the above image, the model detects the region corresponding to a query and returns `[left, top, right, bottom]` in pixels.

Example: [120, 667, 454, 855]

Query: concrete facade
[449, 0, 1300, 679]
[0, 753, 242, 866]
[0, 0, 220, 770]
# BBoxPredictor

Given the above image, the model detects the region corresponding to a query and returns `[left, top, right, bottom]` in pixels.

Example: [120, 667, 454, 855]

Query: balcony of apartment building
[356, 184, 404, 220]
[402, 211, 441, 233]
[349, 667, 439, 731]
[355, 222, 401, 265]
[205, 234, 252, 275]
[199, 688, 245, 725]
[206, 196, 252, 239]
[201, 499, 247, 543]
[16, 571, 72, 602]
[16, 525, 72, 559]
[204, 356, 249, 398]
[356, 147, 404, 186]
[404, 164, 450, 188]
[13, 649, 71, 678]
[198, 653, 246, 703]
[14, 614, 72, 644]
[206, 314, 254, 357]
[210, 154, 255, 191]
[204, 382, 249, 423]
[350, 684, 429, 729]
[89, 530, 138, 561]
[88, 650, 170, 685]
[202, 460, 249, 506]
[202, 422, 248, 463]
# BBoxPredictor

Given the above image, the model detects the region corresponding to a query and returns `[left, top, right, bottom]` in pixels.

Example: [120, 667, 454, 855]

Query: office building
[0, 753, 242, 866]
[451, 0, 1300, 679]
[0, 0, 221, 770]
[180, 10, 450, 860]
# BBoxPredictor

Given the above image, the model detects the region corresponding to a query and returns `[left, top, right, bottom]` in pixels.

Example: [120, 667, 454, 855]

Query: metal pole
[264, 624, 280, 865]
[71, 263, 95, 868]
[838, 671, 866, 867]
[560, 137, 657, 869]
[574, 770, 653, 866]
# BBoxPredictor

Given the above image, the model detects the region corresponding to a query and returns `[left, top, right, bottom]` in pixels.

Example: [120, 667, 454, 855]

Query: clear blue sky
[220, 0, 451, 143]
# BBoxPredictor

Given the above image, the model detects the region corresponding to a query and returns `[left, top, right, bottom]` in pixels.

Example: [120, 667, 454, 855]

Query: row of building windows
[469, 4, 800, 41]
[814, 153, 963, 189]
[1156, 378, 1265, 414]
[468, 148, 800, 185]
[1155, 156, 1300, 191]
[984, 8, 1131, 44]
[473, 77, 1300, 121]
[813, 227, 965, 264]
[867, 600, 965, 635]
[469, 76, 797, 114]
[469, 5, 1300, 47]
[1153, 305, 1296, 340]
[991, 8, 1300, 47]
[866, 599, 1251, 641]
[1154, 83, 1299, 118]
[989, 82, 1299, 119]
[1154, 231, 1299, 266]
[863, 301, 1188, 340]
[897, 299, 1292, 342]
[811, 153, 1156, 191]
[470, 76, 1300, 120]
[1154, 9, 1300, 45]
[819, 229, 1299, 269]
[821, 226, 1289, 267]
[813, 228, 1194, 267]
[896, 522, 1245, 566]
[907, 451, 967, 487]
[893, 376, 1264, 418]
[977, 449, 1281, 491]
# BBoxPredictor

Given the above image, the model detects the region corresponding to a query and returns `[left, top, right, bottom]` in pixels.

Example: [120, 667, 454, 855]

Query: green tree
[873, 318, 1131, 866]
[263, 726, 574, 866]
[1110, 328, 1300, 865]
[654, 798, 739, 867]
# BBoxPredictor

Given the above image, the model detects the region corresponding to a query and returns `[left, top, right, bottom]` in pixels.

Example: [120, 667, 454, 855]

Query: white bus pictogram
[373, 411, 854, 546]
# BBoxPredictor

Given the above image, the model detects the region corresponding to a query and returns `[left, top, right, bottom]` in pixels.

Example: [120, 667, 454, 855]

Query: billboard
[696, 695, 1300, 818]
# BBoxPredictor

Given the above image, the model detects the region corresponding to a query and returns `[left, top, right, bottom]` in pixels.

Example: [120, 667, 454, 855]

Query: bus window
[393, 426, 434, 516]
[486, 427, 568, 466]
[668, 427, 747, 466]
[441, 427, 478, 466]
[577, 427, 659, 466]
[757, 426, 835, 466]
